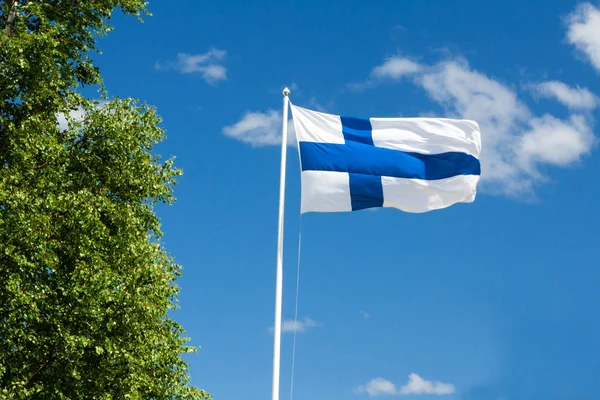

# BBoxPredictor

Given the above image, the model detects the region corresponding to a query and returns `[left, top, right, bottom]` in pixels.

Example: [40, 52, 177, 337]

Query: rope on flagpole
[289, 214, 303, 400]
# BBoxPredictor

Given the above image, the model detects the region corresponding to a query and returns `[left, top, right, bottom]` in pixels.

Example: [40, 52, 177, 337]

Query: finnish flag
[290, 104, 482, 213]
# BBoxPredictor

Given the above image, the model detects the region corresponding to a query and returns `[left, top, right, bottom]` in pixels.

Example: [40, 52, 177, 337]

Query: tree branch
[35, 160, 49, 169]
[25, 346, 65, 389]
[4, 0, 19, 38]
[25, 357, 52, 388]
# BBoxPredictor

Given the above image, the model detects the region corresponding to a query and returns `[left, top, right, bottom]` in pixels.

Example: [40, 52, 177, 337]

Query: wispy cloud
[57, 106, 86, 131]
[268, 317, 321, 334]
[56, 101, 108, 131]
[566, 3, 600, 72]
[533, 81, 598, 109]
[356, 374, 455, 397]
[348, 56, 421, 90]
[520, 114, 594, 168]
[155, 48, 227, 85]
[398, 373, 455, 395]
[359, 310, 370, 320]
[281, 317, 320, 333]
[222, 109, 296, 147]
[372, 58, 422, 79]
[356, 378, 397, 397]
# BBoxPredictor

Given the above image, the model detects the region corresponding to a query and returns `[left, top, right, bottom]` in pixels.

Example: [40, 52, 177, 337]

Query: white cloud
[356, 378, 397, 397]
[356, 374, 455, 397]
[398, 373, 455, 396]
[56, 101, 108, 131]
[281, 317, 320, 333]
[348, 56, 421, 90]
[57, 106, 86, 131]
[566, 3, 600, 72]
[222, 109, 296, 147]
[520, 114, 595, 167]
[155, 48, 227, 84]
[359, 310, 370, 319]
[268, 317, 320, 334]
[372, 57, 422, 80]
[534, 81, 597, 109]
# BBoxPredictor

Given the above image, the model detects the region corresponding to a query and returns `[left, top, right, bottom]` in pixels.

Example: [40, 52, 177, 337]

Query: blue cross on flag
[289, 104, 482, 213]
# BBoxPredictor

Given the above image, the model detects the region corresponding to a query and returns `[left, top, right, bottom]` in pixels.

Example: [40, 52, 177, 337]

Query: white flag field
[289, 103, 482, 213]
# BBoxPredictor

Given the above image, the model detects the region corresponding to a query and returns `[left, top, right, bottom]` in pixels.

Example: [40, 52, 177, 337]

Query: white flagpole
[272, 87, 291, 400]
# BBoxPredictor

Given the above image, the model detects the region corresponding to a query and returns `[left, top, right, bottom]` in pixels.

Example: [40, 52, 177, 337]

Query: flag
[289, 104, 482, 213]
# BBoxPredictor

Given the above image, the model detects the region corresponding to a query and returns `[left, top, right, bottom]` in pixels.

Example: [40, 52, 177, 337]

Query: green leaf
[0, 1, 210, 398]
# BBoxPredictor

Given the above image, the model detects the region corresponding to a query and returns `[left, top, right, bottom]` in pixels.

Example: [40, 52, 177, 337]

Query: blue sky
[87, 1, 600, 399]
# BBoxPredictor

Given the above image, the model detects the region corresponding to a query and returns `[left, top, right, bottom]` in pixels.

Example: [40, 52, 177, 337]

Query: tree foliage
[0, 1, 209, 398]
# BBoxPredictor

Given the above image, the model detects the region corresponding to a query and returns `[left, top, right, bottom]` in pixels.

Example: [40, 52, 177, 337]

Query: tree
[0, 1, 210, 398]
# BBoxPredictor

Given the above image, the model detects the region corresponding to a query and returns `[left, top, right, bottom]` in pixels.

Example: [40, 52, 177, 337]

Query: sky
[84, 1, 600, 399]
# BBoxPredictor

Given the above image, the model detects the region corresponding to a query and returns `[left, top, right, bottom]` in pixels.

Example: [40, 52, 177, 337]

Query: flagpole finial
[283, 87, 291, 96]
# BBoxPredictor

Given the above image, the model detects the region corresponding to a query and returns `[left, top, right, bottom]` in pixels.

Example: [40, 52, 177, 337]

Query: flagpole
[272, 87, 290, 400]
